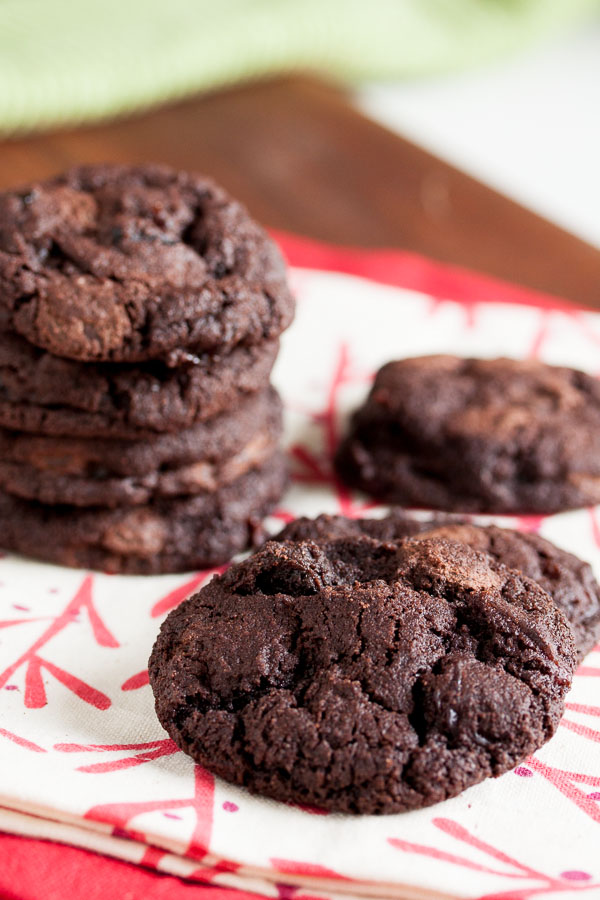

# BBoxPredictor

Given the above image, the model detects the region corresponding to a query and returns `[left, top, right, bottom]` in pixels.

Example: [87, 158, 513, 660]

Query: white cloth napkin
[0, 264, 598, 900]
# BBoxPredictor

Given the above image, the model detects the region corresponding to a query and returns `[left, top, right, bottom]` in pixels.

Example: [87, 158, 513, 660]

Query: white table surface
[356, 22, 600, 249]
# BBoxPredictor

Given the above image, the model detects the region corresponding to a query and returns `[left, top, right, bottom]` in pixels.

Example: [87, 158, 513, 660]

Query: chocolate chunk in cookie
[415, 522, 600, 661]
[276, 513, 600, 661]
[336, 355, 600, 513]
[150, 533, 575, 813]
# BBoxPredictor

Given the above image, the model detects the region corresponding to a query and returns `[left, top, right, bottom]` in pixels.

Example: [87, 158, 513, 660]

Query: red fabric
[273, 230, 582, 313]
[0, 832, 263, 900]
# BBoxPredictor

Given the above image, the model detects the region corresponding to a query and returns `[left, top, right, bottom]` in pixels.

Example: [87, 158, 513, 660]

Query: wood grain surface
[1, 76, 598, 306]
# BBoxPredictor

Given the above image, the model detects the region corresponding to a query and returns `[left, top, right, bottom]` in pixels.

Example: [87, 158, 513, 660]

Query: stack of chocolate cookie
[0, 164, 295, 573]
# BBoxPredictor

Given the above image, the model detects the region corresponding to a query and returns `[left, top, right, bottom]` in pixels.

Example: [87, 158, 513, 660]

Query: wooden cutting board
[1, 75, 598, 307]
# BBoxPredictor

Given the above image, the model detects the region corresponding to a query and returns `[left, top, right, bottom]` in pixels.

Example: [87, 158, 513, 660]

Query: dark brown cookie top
[0, 329, 278, 437]
[336, 355, 600, 513]
[149, 533, 575, 814]
[0, 451, 287, 574]
[275, 513, 600, 661]
[0, 164, 294, 362]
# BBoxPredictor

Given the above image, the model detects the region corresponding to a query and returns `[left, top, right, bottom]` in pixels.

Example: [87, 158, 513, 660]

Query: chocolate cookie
[276, 513, 600, 660]
[0, 330, 278, 437]
[0, 453, 287, 574]
[0, 164, 294, 363]
[336, 355, 600, 513]
[149, 534, 575, 814]
[0, 388, 282, 507]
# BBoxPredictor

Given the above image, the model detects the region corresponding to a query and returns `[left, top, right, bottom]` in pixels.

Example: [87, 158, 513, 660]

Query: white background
[357, 21, 600, 249]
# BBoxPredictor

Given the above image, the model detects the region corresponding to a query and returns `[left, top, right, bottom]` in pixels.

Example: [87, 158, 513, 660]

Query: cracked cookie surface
[0, 164, 294, 362]
[149, 534, 575, 814]
[335, 355, 600, 513]
[276, 514, 600, 661]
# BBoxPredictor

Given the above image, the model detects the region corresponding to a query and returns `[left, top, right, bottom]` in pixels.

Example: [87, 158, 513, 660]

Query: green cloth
[0, 0, 598, 134]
